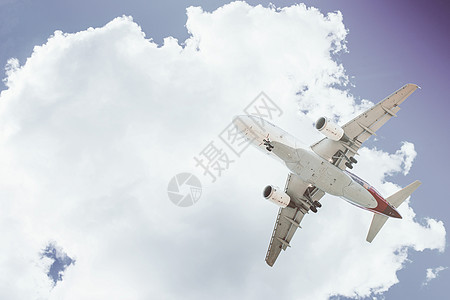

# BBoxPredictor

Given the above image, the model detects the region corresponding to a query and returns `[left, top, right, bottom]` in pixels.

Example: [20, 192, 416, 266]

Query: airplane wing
[265, 173, 325, 266]
[310, 83, 419, 169]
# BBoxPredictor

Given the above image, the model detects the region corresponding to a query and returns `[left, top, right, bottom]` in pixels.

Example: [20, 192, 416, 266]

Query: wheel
[310, 206, 318, 213]
[313, 201, 322, 208]
[266, 146, 272, 152]
[345, 162, 353, 169]
[350, 157, 357, 164]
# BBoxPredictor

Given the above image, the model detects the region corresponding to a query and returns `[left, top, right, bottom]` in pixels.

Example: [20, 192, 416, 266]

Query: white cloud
[355, 142, 417, 183]
[0, 2, 445, 300]
[424, 266, 448, 286]
[397, 142, 416, 175]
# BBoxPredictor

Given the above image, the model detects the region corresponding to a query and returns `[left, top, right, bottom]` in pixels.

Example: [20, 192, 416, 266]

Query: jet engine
[263, 185, 290, 208]
[315, 117, 349, 142]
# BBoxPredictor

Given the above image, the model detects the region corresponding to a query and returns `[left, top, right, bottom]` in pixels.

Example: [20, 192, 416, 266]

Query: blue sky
[0, 1, 448, 299]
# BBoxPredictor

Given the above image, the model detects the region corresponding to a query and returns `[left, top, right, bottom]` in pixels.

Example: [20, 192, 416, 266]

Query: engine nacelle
[315, 117, 348, 142]
[263, 185, 290, 208]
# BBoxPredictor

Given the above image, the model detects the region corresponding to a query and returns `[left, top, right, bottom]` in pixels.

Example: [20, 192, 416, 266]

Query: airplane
[232, 84, 421, 267]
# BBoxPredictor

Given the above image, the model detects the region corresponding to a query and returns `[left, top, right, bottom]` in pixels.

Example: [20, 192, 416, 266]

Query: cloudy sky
[0, 1, 448, 299]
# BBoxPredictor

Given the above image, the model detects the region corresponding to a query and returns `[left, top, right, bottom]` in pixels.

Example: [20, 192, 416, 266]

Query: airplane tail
[366, 180, 422, 243]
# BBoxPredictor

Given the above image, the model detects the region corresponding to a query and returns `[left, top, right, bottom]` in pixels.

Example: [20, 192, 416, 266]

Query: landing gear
[304, 186, 321, 213]
[345, 162, 353, 169]
[263, 138, 274, 152]
[349, 157, 357, 164]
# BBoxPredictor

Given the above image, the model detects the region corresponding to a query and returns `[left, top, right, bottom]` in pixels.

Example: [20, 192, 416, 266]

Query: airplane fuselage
[233, 115, 402, 218]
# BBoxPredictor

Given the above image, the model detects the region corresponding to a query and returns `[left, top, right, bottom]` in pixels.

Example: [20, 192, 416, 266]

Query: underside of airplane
[233, 84, 421, 266]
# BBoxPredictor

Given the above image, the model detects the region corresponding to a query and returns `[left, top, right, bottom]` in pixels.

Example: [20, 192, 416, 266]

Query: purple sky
[302, 2, 450, 298]
[0, 0, 448, 299]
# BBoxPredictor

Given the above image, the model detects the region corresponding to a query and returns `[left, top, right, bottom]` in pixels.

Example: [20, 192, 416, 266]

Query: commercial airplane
[233, 84, 421, 266]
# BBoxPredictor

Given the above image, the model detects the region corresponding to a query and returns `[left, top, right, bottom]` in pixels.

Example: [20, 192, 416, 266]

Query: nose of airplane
[233, 115, 248, 122]
[232, 115, 243, 124]
[232, 115, 253, 131]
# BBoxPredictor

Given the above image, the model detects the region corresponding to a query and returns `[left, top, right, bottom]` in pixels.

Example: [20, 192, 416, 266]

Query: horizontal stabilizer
[386, 180, 422, 208]
[366, 180, 422, 243]
[366, 214, 388, 243]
